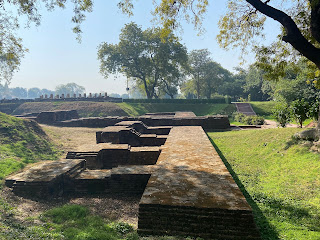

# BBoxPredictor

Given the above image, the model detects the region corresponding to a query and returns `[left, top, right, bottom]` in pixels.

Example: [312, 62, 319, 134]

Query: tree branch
[246, 0, 320, 68]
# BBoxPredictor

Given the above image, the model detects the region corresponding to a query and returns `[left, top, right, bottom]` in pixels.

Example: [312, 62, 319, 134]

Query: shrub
[272, 101, 291, 127]
[290, 99, 309, 128]
[233, 112, 265, 125]
[308, 100, 319, 121]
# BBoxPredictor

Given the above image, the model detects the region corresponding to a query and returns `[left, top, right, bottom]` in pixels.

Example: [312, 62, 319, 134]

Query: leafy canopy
[98, 22, 188, 99]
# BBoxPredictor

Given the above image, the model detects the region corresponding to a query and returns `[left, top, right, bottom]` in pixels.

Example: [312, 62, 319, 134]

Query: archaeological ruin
[6, 112, 261, 239]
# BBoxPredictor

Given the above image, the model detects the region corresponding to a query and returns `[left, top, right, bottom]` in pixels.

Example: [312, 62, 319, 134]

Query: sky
[9, 1, 281, 94]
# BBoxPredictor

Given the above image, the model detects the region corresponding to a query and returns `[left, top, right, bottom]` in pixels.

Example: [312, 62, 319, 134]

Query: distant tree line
[0, 83, 87, 99]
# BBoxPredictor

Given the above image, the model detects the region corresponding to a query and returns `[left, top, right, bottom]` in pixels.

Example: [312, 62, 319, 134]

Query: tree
[269, 61, 320, 103]
[55, 83, 85, 96]
[0, 0, 93, 82]
[218, 68, 246, 100]
[291, 99, 309, 128]
[11, 87, 28, 99]
[98, 22, 188, 99]
[202, 61, 232, 99]
[243, 65, 272, 101]
[272, 101, 291, 127]
[188, 49, 211, 99]
[27, 87, 42, 99]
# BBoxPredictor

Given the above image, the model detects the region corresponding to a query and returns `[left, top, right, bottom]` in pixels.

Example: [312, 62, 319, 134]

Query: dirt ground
[2, 125, 140, 227]
[262, 119, 300, 129]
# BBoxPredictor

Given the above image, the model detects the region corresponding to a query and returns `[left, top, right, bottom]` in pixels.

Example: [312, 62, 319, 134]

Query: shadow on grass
[209, 138, 280, 240]
[253, 192, 320, 232]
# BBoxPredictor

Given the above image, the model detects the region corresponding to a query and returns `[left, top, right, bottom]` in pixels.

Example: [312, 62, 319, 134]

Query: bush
[308, 100, 319, 121]
[233, 112, 265, 125]
[290, 99, 309, 128]
[272, 101, 291, 127]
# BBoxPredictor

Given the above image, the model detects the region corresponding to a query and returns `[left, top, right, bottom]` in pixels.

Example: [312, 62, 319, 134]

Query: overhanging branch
[246, 0, 320, 68]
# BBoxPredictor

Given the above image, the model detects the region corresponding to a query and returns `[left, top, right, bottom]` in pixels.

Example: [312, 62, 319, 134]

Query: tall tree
[243, 65, 272, 101]
[98, 22, 188, 99]
[188, 49, 211, 99]
[27, 87, 42, 99]
[201, 61, 232, 99]
[55, 83, 85, 95]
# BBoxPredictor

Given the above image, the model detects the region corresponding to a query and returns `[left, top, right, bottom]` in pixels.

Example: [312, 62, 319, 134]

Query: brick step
[138, 229, 261, 240]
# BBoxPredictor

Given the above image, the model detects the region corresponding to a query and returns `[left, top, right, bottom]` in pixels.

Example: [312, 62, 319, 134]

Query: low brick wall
[55, 113, 230, 130]
[36, 110, 79, 124]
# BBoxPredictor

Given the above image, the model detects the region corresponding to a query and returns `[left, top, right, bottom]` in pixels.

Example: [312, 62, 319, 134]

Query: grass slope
[250, 101, 277, 119]
[12, 102, 128, 117]
[208, 128, 320, 240]
[117, 102, 235, 116]
[0, 113, 60, 187]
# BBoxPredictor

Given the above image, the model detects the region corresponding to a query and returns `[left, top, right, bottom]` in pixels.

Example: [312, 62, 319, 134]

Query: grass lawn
[208, 128, 320, 240]
[117, 102, 236, 116]
[250, 101, 278, 119]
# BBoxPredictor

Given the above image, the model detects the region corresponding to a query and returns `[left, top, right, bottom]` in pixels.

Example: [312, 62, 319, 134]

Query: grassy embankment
[208, 128, 320, 240]
[11, 101, 236, 117]
[0, 113, 60, 187]
[117, 102, 235, 116]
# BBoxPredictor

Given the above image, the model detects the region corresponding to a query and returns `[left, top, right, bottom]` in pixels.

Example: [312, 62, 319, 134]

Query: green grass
[38, 204, 136, 240]
[249, 101, 278, 119]
[1, 203, 202, 240]
[0, 113, 62, 239]
[117, 102, 236, 117]
[208, 128, 320, 240]
[0, 112, 60, 188]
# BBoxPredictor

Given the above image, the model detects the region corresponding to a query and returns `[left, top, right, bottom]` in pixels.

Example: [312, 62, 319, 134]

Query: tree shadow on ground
[210, 139, 280, 240]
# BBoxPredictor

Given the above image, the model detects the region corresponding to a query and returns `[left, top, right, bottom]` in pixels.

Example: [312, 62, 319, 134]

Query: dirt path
[262, 120, 300, 129]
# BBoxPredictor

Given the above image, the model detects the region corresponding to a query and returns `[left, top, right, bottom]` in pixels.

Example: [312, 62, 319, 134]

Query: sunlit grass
[208, 128, 320, 240]
[117, 102, 235, 117]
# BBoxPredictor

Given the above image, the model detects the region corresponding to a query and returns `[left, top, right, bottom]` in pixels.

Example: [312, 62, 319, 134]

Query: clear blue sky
[10, 1, 280, 94]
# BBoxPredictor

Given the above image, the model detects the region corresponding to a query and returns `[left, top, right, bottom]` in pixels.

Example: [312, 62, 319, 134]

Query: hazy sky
[10, 1, 280, 94]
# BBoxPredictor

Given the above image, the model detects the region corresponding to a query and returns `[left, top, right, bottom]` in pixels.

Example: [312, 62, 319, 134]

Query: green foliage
[290, 99, 310, 128]
[208, 128, 320, 239]
[98, 22, 188, 99]
[308, 101, 320, 121]
[183, 49, 233, 100]
[55, 82, 86, 96]
[272, 101, 291, 127]
[233, 112, 265, 125]
[269, 61, 320, 103]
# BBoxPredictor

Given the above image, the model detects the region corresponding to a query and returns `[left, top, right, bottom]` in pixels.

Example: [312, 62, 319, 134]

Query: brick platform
[5, 159, 85, 198]
[53, 112, 230, 130]
[138, 126, 261, 239]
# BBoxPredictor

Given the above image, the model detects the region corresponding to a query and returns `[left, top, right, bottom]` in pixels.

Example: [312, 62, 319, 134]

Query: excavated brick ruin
[6, 112, 261, 239]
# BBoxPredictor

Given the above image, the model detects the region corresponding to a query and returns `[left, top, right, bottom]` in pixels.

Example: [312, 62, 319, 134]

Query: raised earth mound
[12, 102, 128, 117]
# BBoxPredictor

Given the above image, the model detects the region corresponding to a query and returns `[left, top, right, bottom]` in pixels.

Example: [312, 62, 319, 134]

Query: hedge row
[123, 97, 231, 104]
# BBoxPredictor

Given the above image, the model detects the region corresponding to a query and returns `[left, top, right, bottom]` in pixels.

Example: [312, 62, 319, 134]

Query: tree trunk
[141, 77, 152, 99]
[317, 104, 320, 136]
